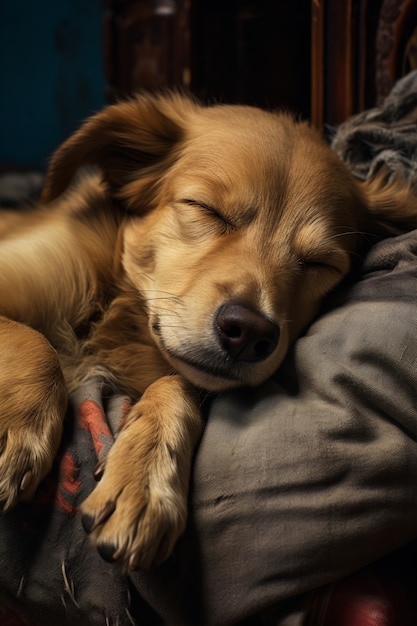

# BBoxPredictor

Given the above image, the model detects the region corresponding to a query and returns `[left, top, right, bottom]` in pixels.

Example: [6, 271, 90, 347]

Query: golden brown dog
[0, 93, 416, 570]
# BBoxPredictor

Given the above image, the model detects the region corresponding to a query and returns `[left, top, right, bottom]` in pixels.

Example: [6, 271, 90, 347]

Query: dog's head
[42, 93, 417, 391]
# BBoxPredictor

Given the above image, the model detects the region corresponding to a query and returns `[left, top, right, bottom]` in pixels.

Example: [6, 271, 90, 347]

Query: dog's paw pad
[97, 542, 118, 563]
[81, 513, 96, 534]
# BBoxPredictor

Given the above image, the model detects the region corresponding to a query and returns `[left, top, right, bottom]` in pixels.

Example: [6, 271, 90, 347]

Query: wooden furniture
[103, 0, 311, 118]
[312, 0, 417, 128]
[103, 0, 417, 127]
[103, 0, 191, 99]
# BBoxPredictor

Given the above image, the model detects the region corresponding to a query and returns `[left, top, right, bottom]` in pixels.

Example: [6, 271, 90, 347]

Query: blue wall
[0, 0, 106, 169]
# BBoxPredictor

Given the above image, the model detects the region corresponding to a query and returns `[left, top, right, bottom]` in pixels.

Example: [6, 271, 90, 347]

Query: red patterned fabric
[0, 383, 136, 626]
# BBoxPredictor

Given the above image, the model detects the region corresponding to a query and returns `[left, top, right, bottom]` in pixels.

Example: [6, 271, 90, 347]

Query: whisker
[142, 288, 180, 296]
[147, 309, 182, 320]
[145, 295, 181, 301]
[155, 324, 187, 330]
[141, 290, 186, 307]
[325, 229, 367, 241]
[146, 302, 181, 310]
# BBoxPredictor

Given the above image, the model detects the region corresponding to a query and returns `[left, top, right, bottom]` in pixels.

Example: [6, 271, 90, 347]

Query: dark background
[0, 0, 310, 170]
[0, 0, 105, 169]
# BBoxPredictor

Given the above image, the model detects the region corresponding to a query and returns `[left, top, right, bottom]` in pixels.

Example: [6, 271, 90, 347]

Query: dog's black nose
[216, 303, 279, 363]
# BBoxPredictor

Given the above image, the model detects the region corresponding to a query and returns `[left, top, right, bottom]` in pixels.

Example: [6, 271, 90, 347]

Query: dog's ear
[41, 92, 196, 211]
[361, 172, 417, 236]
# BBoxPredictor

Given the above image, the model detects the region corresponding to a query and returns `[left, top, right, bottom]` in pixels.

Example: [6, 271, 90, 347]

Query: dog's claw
[93, 460, 106, 482]
[95, 500, 116, 525]
[128, 549, 141, 571]
[81, 500, 115, 533]
[20, 471, 33, 492]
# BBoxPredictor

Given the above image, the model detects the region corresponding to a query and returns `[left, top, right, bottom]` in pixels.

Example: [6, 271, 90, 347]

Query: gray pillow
[133, 229, 417, 625]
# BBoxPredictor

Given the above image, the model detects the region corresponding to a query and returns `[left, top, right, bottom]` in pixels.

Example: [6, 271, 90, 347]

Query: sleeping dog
[0, 93, 416, 570]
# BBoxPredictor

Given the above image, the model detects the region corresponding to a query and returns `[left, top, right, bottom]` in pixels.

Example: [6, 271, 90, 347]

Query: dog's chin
[166, 353, 244, 391]
[159, 344, 278, 392]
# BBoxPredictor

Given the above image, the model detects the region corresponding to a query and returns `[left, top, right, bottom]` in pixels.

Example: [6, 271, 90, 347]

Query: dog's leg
[80, 374, 202, 570]
[0, 316, 68, 511]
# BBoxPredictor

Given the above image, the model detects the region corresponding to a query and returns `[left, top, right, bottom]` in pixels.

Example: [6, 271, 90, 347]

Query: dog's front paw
[80, 377, 202, 570]
[80, 417, 188, 571]
[0, 424, 59, 512]
[0, 319, 68, 511]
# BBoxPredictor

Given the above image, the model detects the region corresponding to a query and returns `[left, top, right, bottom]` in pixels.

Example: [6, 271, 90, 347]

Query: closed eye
[305, 259, 331, 269]
[181, 199, 235, 233]
[301, 256, 345, 276]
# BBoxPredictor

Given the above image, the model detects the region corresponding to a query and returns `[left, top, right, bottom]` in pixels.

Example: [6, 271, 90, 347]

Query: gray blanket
[1, 73, 417, 626]
[331, 69, 417, 186]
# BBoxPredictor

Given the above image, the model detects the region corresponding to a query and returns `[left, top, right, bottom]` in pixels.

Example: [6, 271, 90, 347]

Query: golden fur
[0, 93, 416, 570]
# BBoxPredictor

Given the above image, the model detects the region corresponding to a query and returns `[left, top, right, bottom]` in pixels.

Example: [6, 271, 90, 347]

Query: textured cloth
[331, 70, 417, 185]
[0, 386, 140, 626]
